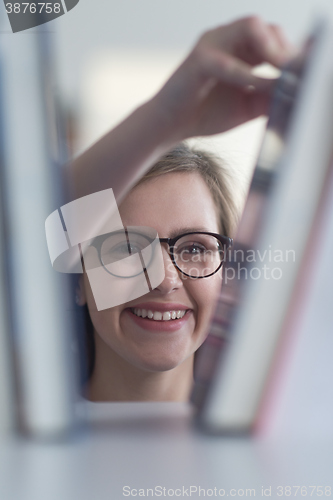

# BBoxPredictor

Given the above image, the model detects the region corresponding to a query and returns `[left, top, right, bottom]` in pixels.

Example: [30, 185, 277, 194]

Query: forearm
[65, 97, 178, 204]
[64, 17, 293, 205]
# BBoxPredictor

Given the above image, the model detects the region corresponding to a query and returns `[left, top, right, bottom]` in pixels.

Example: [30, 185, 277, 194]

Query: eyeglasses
[88, 227, 233, 279]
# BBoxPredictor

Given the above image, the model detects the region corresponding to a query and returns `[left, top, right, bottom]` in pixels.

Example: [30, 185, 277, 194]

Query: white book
[197, 18, 333, 432]
[258, 163, 333, 439]
[0, 29, 77, 437]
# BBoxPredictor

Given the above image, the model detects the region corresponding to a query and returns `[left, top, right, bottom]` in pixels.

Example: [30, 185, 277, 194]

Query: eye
[179, 243, 206, 255]
[173, 234, 223, 265]
[112, 243, 141, 256]
[102, 242, 143, 264]
[175, 241, 209, 262]
[100, 230, 153, 265]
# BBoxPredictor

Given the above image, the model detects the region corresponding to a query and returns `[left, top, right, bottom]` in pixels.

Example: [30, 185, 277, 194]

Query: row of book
[192, 18, 333, 437]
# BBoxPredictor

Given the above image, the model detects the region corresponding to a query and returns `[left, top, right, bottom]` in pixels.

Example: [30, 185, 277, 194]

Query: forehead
[118, 172, 220, 236]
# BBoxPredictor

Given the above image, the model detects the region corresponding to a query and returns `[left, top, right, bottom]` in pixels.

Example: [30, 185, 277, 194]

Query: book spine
[256, 159, 333, 438]
[197, 21, 333, 432]
[192, 64, 298, 416]
[1, 29, 77, 437]
[192, 166, 277, 409]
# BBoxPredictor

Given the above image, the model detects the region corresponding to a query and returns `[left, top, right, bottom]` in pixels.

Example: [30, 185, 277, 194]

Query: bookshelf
[0, 402, 332, 500]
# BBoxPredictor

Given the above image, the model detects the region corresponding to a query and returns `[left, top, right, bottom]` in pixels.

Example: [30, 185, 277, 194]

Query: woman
[68, 17, 294, 401]
[75, 144, 237, 401]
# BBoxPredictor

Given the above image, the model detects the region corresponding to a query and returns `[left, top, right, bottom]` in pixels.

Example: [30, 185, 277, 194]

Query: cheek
[83, 274, 121, 343]
[87, 305, 110, 336]
[184, 274, 222, 351]
[185, 272, 222, 321]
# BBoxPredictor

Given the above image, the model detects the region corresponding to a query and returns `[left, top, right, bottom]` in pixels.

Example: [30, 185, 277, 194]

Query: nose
[154, 245, 183, 294]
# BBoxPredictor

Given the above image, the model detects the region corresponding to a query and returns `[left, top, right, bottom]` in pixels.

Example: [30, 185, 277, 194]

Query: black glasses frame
[88, 229, 233, 279]
[158, 232, 233, 279]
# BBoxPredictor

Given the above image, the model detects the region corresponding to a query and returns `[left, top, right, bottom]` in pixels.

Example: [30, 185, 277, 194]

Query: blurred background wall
[3, 0, 332, 207]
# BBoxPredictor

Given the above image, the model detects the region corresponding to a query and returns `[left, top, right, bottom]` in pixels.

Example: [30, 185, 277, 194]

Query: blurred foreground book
[193, 19, 333, 435]
[0, 57, 15, 434]
[0, 28, 77, 437]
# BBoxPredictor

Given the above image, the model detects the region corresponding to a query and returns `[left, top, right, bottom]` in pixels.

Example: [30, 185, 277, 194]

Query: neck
[85, 332, 194, 402]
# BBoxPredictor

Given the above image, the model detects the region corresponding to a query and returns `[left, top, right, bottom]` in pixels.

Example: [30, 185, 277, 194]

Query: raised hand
[152, 16, 295, 140]
[69, 17, 295, 202]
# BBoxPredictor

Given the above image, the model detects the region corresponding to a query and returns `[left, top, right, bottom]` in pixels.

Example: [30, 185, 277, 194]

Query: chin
[132, 353, 188, 373]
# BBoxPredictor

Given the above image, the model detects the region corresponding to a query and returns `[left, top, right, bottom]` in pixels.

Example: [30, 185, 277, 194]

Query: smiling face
[80, 172, 223, 375]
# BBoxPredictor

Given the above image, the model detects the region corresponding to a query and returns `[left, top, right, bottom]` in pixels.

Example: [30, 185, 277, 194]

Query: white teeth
[132, 308, 187, 321]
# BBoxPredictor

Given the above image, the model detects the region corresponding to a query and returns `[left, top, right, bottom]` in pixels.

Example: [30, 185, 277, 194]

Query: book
[0, 27, 77, 437]
[193, 19, 333, 433]
[257, 161, 333, 439]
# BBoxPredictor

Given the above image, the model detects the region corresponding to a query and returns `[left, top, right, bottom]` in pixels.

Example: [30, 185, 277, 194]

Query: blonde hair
[136, 143, 238, 236]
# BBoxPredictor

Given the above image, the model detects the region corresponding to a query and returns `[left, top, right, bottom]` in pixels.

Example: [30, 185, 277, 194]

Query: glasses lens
[100, 228, 154, 277]
[173, 234, 224, 277]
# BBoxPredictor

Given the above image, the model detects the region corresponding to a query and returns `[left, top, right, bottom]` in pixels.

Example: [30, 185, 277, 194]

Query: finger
[201, 48, 275, 92]
[236, 17, 294, 68]
[205, 17, 295, 69]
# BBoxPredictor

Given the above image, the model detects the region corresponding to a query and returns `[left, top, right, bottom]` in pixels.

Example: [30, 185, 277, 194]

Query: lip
[127, 302, 192, 312]
[125, 307, 192, 332]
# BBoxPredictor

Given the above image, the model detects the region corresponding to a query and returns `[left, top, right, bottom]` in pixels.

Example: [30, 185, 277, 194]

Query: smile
[131, 308, 187, 321]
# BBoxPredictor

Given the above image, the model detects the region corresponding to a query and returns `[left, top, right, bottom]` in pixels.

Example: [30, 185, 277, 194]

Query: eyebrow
[167, 227, 213, 239]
